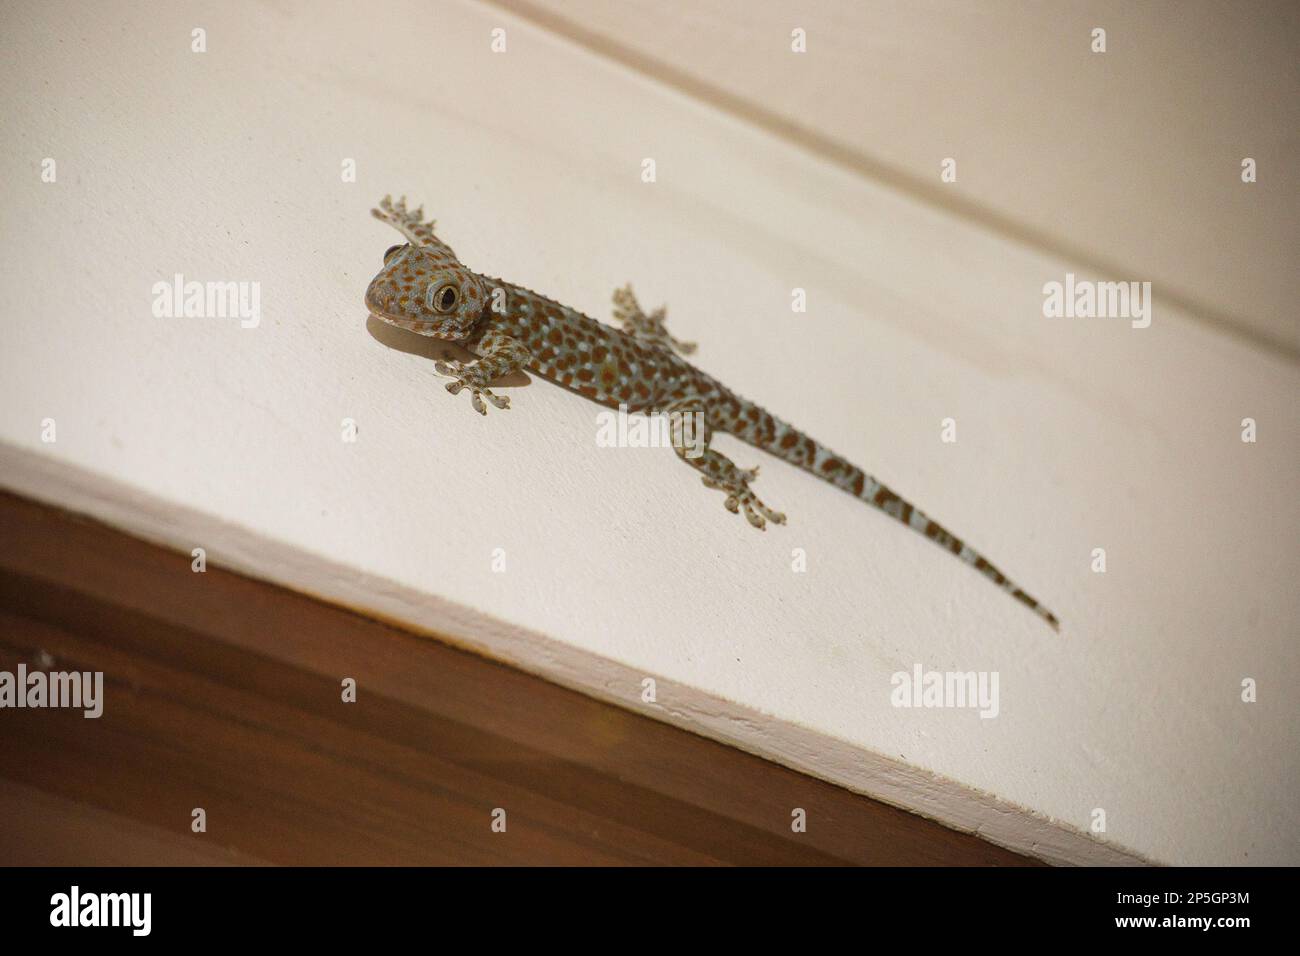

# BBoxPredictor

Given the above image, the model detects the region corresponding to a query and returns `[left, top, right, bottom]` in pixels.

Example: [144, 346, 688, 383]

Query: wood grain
[0, 492, 1038, 865]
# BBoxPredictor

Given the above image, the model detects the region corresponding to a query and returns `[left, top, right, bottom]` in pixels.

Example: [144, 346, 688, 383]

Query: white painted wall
[504, 0, 1300, 354]
[1, 0, 1296, 865]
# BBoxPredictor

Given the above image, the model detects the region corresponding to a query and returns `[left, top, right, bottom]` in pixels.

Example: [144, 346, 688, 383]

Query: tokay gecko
[364, 196, 1059, 630]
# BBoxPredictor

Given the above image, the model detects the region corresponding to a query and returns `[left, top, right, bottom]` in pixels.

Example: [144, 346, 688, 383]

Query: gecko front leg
[434, 331, 531, 415]
[372, 194, 444, 249]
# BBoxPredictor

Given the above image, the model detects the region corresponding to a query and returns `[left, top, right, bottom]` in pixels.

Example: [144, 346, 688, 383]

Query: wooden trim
[0, 492, 1038, 865]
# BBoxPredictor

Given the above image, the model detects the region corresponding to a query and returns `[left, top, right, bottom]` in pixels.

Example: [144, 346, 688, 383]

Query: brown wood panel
[0, 779, 267, 866]
[0, 491, 1038, 865]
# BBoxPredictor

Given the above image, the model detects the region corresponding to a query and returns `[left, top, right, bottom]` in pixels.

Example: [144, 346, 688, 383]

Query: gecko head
[365, 243, 488, 339]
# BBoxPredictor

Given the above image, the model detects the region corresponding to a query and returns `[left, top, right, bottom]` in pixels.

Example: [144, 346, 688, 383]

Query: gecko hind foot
[433, 359, 510, 415]
[678, 441, 785, 530]
[612, 284, 697, 355]
[702, 475, 786, 530]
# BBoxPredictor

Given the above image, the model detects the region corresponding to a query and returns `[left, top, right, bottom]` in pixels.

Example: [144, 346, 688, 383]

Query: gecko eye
[430, 283, 459, 313]
[383, 244, 404, 263]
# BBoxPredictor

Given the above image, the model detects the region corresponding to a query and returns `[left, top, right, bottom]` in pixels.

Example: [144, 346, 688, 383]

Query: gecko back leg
[612, 285, 697, 355]
[667, 402, 785, 529]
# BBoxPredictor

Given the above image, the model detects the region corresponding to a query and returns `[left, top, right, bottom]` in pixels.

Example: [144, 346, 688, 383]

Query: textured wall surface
[503, 0, 1300, 354]
[1, 0, 1296, 864]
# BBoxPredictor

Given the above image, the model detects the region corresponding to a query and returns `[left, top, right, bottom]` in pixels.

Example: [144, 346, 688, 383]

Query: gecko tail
[858, 480, 1061, 632]
[717, 393, 1060, 631]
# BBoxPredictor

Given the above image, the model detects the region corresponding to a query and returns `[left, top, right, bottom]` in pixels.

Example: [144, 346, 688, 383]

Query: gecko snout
[364, 275, 398, 312]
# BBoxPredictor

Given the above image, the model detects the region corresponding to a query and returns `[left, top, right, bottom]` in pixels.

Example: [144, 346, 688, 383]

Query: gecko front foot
[433, 359, 510, 415]
[373, 194, 431, 230]
[372, 194, 443, 248]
